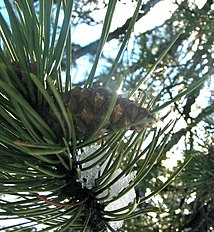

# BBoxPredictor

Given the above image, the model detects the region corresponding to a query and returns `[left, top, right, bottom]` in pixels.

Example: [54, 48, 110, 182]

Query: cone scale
[55, 87, 154, 140]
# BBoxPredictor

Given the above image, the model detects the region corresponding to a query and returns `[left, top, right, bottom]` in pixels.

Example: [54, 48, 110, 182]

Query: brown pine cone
[7, 62, 155, 141]
[51, 87, 155, 140]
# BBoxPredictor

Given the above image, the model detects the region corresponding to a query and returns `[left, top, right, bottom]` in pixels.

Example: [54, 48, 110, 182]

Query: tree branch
[163, 102, 214, 154]
[72, 0, 162, 61]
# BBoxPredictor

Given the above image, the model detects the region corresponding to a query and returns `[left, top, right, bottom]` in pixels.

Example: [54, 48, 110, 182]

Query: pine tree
[0, 0, 211, 231]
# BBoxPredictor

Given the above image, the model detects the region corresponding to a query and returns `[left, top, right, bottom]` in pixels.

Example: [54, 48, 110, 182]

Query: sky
[72, 0, 178, 45]
[71, 0, 207, 83]
[70, 0, 179, 84]
[72, 0, 207, 45]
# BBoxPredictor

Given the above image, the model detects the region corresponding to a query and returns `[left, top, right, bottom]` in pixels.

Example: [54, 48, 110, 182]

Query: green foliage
[0, 0, 212, 231]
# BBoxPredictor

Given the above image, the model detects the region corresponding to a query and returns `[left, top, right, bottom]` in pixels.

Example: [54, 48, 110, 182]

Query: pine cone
[43, 87, 155, 140]
[7, 62, 155, 141]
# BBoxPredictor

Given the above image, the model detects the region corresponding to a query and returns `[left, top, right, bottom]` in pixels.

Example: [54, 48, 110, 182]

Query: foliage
[0, 0, 213, 231]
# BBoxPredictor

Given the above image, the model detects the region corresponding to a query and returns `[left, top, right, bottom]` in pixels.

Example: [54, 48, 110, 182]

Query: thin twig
[37, 194, 87, 207]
